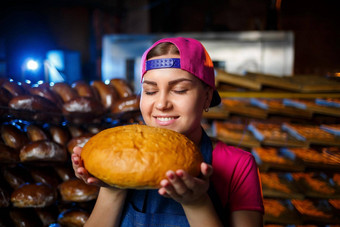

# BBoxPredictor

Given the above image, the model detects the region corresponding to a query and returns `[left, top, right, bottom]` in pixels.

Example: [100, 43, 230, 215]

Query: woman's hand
[158, 162, 213, 206]
[71, 146, 110, 187]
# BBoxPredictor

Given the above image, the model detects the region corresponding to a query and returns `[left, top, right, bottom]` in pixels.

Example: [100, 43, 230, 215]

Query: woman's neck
[187, 126, 203, 146]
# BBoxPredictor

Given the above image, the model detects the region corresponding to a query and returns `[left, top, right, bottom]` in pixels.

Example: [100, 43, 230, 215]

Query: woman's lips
[154, 116, 178, 126]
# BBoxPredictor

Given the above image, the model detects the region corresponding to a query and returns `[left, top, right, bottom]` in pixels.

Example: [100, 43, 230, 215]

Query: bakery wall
[0, 0, 339, 82]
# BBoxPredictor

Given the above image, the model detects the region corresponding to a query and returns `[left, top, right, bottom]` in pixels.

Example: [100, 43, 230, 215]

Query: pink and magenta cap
[141, 37, 221, 107]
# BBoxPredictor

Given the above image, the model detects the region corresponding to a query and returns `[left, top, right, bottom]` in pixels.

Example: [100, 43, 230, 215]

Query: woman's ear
[204, 87, 214, 109]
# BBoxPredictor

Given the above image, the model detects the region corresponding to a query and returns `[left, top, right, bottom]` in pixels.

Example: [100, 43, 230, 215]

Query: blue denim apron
[119, 130, 226, 227]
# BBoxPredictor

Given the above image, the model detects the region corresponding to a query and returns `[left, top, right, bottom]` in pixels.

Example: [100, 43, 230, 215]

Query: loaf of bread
[29, 166, 61, 188]
[26, 124, 49, 142]
[68, 125, 85, 138]
[1, 81, 26, 97]
[67, 134, 93, 154]
[58, 179, 99, 202]
[1, 124, 29, 150]
[57, 209, 89, 227]
[20, 140, 67, 162]
[62, 97, 105, 119]
[11, 183, 57, 208]
[110, 78, 134, 98]
[0, 87, 13, 106]
[2, 165, 33, 189]
[91, 81, 118, 109]
[81, 124, 203, 189]
[72, 80, 98, 98]
[35, 207, 59, 226]
[50, 82, 78, 103]
[9, 95, 61, 113]
[0, 143, 20, 164]
[29, 86, 63, 109]
[48, 125, 70, 146]
[111, 95, 140, 114]
[9, 208, 43, 227]
[54, 166, 76, 181]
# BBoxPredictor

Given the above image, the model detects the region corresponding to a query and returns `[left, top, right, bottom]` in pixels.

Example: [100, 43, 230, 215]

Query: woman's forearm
[182, 194, 223, 227]
[84, 187, 127, 227]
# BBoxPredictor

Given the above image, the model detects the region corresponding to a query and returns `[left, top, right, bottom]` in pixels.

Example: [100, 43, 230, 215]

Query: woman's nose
[155, 93, 171, 110]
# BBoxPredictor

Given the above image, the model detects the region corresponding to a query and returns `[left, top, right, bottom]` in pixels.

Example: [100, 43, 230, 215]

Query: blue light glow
[26, 59, 39, 71]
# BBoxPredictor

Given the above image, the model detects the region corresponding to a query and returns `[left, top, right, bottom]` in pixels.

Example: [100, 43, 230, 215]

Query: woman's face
[140, 55, 212, 143]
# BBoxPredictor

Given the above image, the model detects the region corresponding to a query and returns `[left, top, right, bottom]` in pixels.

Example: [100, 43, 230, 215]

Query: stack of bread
[0, 77, 143, 226]
[0, 78, 140, 124]
[0, 119, 104, 226]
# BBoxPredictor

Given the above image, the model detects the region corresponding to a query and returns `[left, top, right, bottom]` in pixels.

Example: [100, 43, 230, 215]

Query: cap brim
[210, 90, 221, 107]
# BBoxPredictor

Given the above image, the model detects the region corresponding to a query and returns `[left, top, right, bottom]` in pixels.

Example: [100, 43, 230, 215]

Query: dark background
[0, 0, 339, 82]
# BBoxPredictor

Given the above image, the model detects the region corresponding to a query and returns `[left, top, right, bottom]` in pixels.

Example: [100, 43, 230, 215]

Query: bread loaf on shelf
[58, 179, 99, 202]
[111, 95, 140, 114]
[54, 166, 76, 182]
[67, 134, 93, 154]
[110, 78, 134, 98]
[57, 209, 89, 227]
[62, 97, 104, 114]
[72, 80, 98, 99]
[0, 86, 13, 107]
[67, 125, 86, 138]
[9, 95, 61, 113]
[0, 143, 20, 164]
[1, 124, 29, 150]
[29, 86, 64, 109]
[9, 208, 43, 227]
[29, 166, 61, 188]
[50, 82, 78, 103]
[1, 81, 27, 97]
[20, 140, 68, 162]
[2, 165, 33, 189]
[35, 206, 59, 226]
[11, 183, 57, 208]
[26, 124, 49, 142]
[91, 80, 118, 110]
[48, 125, 70, 146]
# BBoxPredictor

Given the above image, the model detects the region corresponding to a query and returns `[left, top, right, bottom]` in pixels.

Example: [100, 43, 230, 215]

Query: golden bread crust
[81, 124, 202, 189]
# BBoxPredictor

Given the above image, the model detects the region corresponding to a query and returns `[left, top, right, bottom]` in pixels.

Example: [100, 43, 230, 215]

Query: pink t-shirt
[211, 141, 264, 213]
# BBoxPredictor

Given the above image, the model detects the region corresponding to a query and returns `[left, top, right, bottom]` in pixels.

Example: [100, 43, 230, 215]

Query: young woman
[72, 37, 264, 227]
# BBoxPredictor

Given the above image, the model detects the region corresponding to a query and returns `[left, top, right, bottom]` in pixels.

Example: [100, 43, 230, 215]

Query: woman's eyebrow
[142, 80, 157, 86]
[168, 78, 193, 85]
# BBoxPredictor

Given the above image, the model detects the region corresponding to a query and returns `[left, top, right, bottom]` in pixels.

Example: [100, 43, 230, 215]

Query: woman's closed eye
[144, 90, 157, 95]
[173, 89, 188, 94]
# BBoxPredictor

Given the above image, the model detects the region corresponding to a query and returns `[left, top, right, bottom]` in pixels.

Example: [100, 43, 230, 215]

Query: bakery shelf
[260, 172, 305, 200]
[291, 173, 340, 199]
[263, 199, 302, 225]
[252, 147, 305, 172]
[218, 91, 340, 99]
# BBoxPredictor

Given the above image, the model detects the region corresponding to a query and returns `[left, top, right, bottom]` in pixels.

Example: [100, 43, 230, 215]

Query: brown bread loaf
[81, 124, 202, 189]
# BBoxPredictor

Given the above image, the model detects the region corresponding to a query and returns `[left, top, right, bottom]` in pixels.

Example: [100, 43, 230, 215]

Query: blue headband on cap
[145, 58, 180, 71]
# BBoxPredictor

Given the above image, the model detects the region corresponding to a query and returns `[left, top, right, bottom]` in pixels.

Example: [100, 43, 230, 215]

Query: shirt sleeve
[212, 142, 264, 213]
[229, 153, 264, 213]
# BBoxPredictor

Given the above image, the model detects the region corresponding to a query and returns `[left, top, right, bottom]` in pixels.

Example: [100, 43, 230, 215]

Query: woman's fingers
[73, 146, 82, 156]
[166, 170, 192, 195]
[158, 162, 213, 205]
[200, 163, 213, 180]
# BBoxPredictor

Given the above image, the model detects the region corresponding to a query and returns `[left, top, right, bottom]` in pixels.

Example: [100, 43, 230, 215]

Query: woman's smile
[153, 115, 179, 126]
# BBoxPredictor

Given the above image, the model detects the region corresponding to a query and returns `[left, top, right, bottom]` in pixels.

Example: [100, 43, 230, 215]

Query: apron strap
[128, 189, 148, 213]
